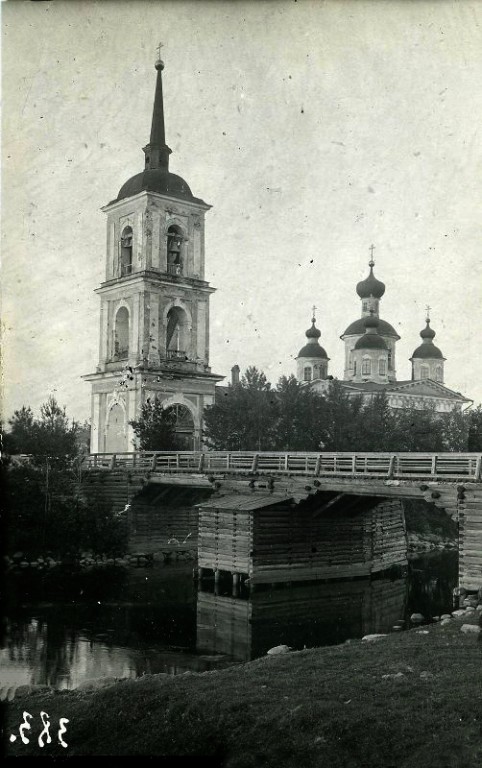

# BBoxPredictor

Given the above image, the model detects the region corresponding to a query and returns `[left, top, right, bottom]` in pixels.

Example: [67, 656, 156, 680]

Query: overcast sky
[2, 0, 482, 425]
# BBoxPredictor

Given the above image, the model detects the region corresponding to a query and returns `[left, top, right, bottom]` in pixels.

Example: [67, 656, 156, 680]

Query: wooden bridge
[81, 451, 482, 590]
[83, 450, 482, 481]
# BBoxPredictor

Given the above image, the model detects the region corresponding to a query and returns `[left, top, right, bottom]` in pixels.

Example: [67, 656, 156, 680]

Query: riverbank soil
[3, 613, 482, 766]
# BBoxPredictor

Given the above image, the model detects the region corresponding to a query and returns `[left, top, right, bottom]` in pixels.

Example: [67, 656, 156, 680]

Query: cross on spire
[311, 305, 317, 322]
[369, 244, 375, 266]
[425, 304, 432, 321]
[156, 42, 164, 61]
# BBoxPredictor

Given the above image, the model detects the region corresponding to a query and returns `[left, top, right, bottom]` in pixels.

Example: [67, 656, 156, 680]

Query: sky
[2, 0, 482, 425]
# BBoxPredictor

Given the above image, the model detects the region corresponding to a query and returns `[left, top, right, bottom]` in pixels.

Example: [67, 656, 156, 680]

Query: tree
[467, 405, 482, 451]
[129, 398, 179, 450]
[356, 391, 394, 451]
[390, 404, 445, 452]
[441, 408, 470, 451]
[4, 406, 36, 455]
[204, 367, 278, 451]
[273, 375, 328, 451]
[322, 379, 364, 451]
[34, 396, 80, 461]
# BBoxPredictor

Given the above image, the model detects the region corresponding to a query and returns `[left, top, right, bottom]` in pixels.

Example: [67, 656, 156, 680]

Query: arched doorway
[165, 403, 195, 450]
[105, 403, 127, 453]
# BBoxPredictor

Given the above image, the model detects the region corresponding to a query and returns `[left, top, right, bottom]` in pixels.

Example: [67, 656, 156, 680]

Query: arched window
[353, 360, 357, 375]
[166, 306, 190, 360]
[167, 226, 184, 275]
[379, 358, 387, 375]
[420, 365, 429, 379]
[362, 358, 371, 376]
[387, 348, 392, 368]
[304, 366, 312, 382]
[114, 307, 129, 360]
[120, 226, 133, 277]
[362, 301, 368, 312]
[320, 362, 327, 379]
[435, 366, 443, 382]
[165, 403, 195, 450]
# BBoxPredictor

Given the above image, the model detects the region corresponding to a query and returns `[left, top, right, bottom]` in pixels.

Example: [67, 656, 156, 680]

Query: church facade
[84, 55, 223, 453]
[296, 255, 471, 413]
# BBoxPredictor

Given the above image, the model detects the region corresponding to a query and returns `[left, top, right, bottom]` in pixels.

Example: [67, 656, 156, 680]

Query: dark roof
[196, 494, 290, 511]
[356, 265, 385, 299]
[305, 320, 321, 340]
[354, 333, 388, 350]
[420, 320, 436, 340]
[116, 169, 207, 205]
[297, 342, 329, 359]
[342, 317, 400, 339]
[410, 342, 445, 360]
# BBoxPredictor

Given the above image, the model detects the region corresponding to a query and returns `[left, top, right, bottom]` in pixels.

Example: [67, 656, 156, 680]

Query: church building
[296, 252, 471, 413]
[84, 53, 223, 452]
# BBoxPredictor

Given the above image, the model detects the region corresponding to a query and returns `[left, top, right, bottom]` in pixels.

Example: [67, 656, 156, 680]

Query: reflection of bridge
[82, 452, 482, 590]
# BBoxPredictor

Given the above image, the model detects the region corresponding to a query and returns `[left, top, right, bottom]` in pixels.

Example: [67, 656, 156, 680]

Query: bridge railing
[82, 451, 482, 481]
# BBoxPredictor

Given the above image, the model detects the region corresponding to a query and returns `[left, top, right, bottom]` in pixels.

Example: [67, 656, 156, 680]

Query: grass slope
[3, 615, 482, 767]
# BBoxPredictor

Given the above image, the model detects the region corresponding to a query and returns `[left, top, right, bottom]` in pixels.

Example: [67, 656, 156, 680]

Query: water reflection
[196, 575, 408, 661]
[1, 552, 458, 693]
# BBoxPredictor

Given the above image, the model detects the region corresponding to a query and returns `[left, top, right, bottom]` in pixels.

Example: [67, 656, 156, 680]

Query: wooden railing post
[314, 455, 321, 476]
[251, 454, 259, 472]
[352, 455, 356, 475]
[109, 454, 116, 470]
[198, 453, 205, 472]
[151, 454, 157, 471]
[475, 455, 482, 481]
[388, 455, 395, 479]
[431, 455, 438, 477]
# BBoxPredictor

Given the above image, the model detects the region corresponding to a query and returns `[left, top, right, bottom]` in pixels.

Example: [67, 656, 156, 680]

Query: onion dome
[356, 259, 386, 299]
[305, 318, 321, 340]
[411, 343, 444, 359]
[297, 316, 329, 359]
[354, 314, 388, 350]
[419, 319, 436, 340]
[411, 318, 445, 360]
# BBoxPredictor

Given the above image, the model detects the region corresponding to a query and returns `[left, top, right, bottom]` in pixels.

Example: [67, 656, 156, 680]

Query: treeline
[203, 367, 482, 453]
[3, 397, 125, 558]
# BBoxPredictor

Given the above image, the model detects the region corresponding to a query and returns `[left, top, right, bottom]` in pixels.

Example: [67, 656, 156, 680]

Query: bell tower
[84, 51, 224, 452]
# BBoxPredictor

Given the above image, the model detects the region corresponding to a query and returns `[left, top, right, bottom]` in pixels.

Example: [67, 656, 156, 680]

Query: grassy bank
[3, 610, 482, 766]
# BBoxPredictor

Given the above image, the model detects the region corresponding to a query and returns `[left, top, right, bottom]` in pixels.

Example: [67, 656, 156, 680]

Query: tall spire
[143, 44, 172, 171]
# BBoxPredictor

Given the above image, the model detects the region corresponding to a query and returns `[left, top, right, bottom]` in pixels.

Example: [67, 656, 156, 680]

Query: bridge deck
[83, 451, 482, 482]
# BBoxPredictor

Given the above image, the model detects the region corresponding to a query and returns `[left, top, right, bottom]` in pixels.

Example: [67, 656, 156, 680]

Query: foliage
[203, 366, 278, 451]
[402, 499, 457, 539]
[203, 367, 479, 453]
[467, 405, 482, 451]
[4, 461, 126, 558]
[4, 396, 80, 463]
[3, 396, 125, 558]
[129, 397, 179, 450]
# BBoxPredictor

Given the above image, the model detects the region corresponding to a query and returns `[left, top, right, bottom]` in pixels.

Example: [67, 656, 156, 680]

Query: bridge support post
[232, 572, 239, 596]
[109, 454, 117, 470]
[214, 569, 220, 595]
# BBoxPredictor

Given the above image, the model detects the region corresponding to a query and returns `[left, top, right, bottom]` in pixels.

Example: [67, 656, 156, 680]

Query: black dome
[354, 334, 388, 351]
[297, 343, 329, 359]
[420, 320, 436, 340]
[342, 318, 400, 339]
[411, 342, 444, 360]
[116, 169, 206, 204]
[356, 265, 385, 299]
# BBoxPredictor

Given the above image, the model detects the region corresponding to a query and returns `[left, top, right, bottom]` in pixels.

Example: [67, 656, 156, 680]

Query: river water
[0, 551, 458, 694]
